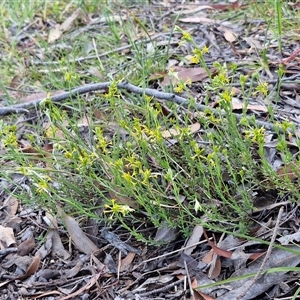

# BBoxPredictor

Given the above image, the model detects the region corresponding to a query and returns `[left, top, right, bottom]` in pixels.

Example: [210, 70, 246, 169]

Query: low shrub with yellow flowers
[0, 25, 299, 243]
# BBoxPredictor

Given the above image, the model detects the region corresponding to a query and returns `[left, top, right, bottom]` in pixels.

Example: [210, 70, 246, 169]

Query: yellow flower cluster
[122, 172, 136, 185]
[275, 120, 294, 132]
[24, 173, 52, 195]
[104, 199, 134, 219]
[190, 46, 209, 64]
[94, 127, 111, 153]
[78, 150, 96, 169]
[0, 124, 18, 148]
[174, 78, 192, 94]
[212, 70, 230, 88]
[190, 140, 206, 160]
[36, 177, 51, 194]
[104, 80, 121, 105]
[17, 165, 34, 176]
[245, 127, 265, 143]
[64, 71, 78, 83]
[1, 131, 17, 147]
[254, 81, 268, 96]
[120, 153, 157, 187]
[182, 31, 192, 42]
[128, 118, 162, 143]
[220, 89, 234, 103]
[63, 146, 96, 170]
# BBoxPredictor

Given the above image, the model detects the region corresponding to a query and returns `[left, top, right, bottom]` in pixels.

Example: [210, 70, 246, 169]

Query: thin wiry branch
[0, 81, 279, 132]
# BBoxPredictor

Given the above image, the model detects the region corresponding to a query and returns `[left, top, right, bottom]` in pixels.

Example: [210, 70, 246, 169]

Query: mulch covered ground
[1, 1, 300, 299]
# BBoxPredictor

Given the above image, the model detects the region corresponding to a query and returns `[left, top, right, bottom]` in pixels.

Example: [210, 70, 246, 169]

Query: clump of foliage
[0, 22, 299, 243]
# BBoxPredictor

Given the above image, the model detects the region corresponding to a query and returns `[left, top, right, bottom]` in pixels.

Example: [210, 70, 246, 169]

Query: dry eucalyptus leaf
[232, 103, 268, 112]
[278, 229, 300, 245]
[48, 25, 62, 43]
[16, 254, 41, 280]
[217, 25, 237, 43]
[50, 229, 71, 260]
[57, 207, 99, 255]
[0, 225, 16, 247]
[120, 252, 136, 272]
[48, 8, 83, 43]
[276, 162, 300, 180]
[3, 196, 18, 215]
[174, 5, 213, 14]
[179, 16, 218, 24]
[59, 8, 82, 32]
[184, 225, 203, 256]
[162, 67, 210, 86]
[161, 122, 200, 138]
[18, 236, 35, 256]
[154, 222, 179, 243]
[212, 245, 300, 300]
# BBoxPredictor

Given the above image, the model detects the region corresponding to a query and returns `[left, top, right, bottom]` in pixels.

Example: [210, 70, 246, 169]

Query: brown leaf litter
[1, 1, 300, 299]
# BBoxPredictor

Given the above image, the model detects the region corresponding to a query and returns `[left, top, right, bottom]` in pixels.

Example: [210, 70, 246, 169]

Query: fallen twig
[138, 278, 185, 297]
[0, 81, 280, 132]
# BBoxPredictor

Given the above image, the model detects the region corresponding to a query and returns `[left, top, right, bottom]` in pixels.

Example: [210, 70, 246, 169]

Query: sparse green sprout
[276, 139, 287, 152]
[239, 116, 250, 127]
[239, 74, 248, 87]
[239, 168, 245, 177]
[277, 64, 285, 77]
[230, 63, 238, 72]
[213, 61, 222, 69]
[164, 168, 174, 182]
[144, 95, 153, 103]
[174, 25, 182, 33]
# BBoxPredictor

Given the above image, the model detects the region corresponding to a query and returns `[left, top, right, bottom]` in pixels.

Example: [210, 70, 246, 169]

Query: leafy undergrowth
[1, 1, 300, 299]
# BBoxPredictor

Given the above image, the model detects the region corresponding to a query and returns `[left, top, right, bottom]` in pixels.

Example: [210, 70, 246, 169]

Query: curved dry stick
[0, 81, 278, 131]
